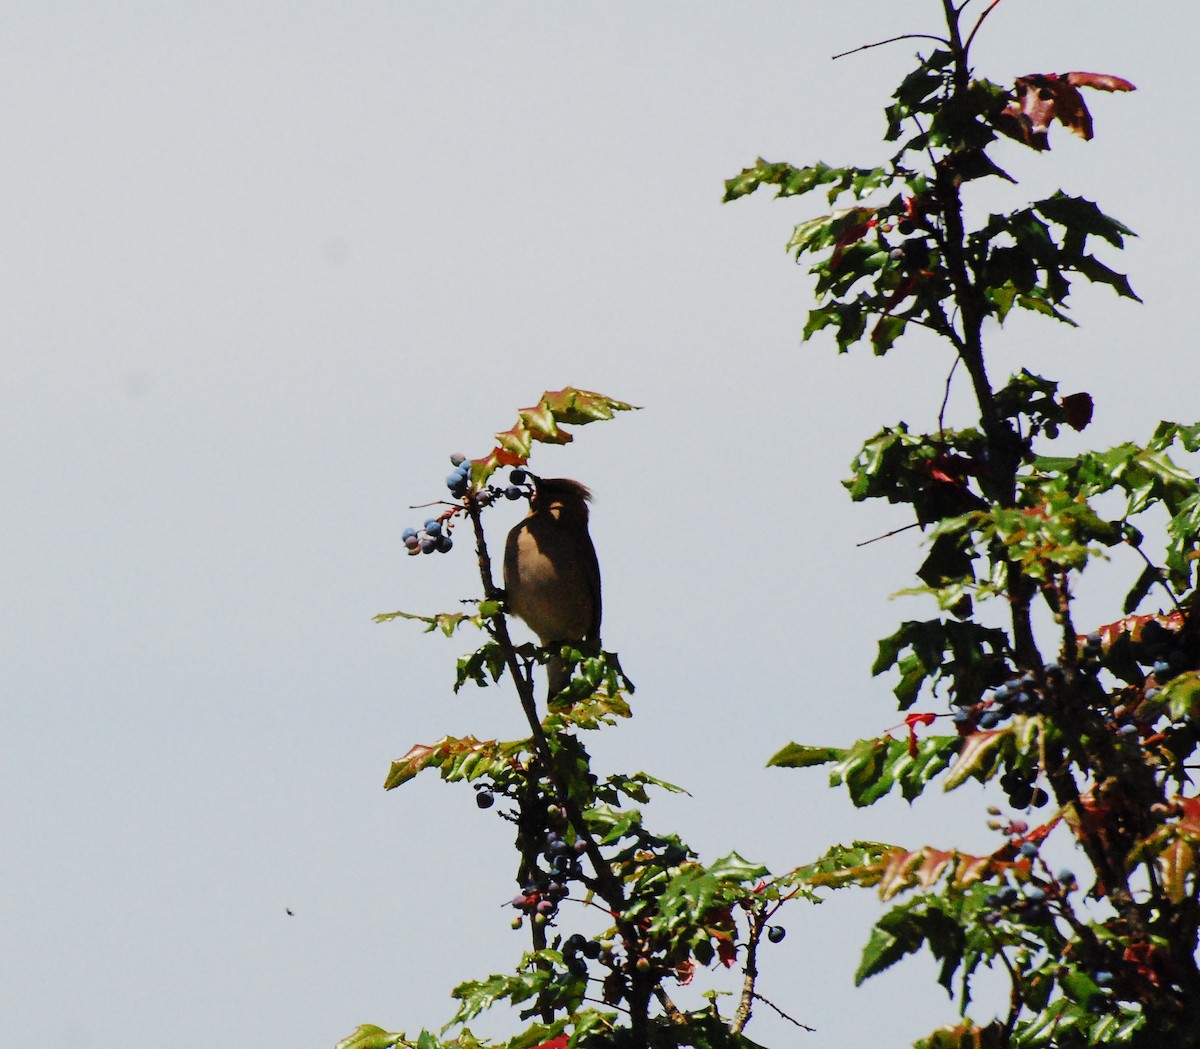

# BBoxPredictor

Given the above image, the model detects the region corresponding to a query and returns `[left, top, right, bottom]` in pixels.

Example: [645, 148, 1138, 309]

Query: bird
[503, 477, 602, 698]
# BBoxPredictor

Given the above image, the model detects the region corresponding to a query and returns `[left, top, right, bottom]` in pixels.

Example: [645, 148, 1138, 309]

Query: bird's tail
[545, 640, 600, 702]
[546, 651, 572, 700]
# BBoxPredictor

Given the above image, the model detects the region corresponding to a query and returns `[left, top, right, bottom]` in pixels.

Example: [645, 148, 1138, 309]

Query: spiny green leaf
[705, 852, 770, 883]
[790, 841, 898, 889]
[335, 1025, 406, 1049]
[767, 743, 846, 768]
[375, 609, 486, 635]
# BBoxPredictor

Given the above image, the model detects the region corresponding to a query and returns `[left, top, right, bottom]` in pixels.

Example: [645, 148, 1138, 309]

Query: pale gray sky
[2, 3, 1189, 1046]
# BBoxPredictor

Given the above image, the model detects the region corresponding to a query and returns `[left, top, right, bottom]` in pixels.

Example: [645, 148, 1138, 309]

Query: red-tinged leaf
[995, 74, 1064, 150]
[530, 1037, 569, 1049]
[716, 937, 738, 968]
[1066, 72, 1136, 93]
[951, 853, 996, 889]
[673, 958, 695, 986]
[1157, 837, 1195, 905]
[876, 847, 925, 901]
[904, 713, 938, 729]
[1049, 81, 1093, 141]
[915, 848, 953, 890]
[475, 388, 638, 481]
[1060, 391, 1093, 432]
[942, 729, 1009, 790]
[1178, 796, 1200, 835]
[384, 735, 518, 789]
[1123, 942, 1167, 989]
[902, 712, 938, 757]
[830, 216, 877, 270]
[996, 71, 1134, 150]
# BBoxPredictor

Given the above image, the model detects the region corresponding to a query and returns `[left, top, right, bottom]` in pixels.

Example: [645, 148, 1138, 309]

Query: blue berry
[767, 925, 786, 943]
[402, 527, 417, 541]
[979, 710, 1000, 729]
[1018, 841, 1039, 858]
[404, 534, 420, 550]
[1094, 970, 1114, 987]
[1058, 869, 1075, 885]
[505, 486, 524, 500]
[436, 534, 453, 553]
[1152, 660, 1172, 678]
[1024, 903, 1049, 923]
[424, 520, 442, 537]
[510, 469, 528, 484]
[1025, 886, 1046, 902]
[419, 538, 437, 554]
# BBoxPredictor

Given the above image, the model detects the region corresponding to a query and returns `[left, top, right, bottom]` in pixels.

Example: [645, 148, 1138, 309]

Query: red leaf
[1066, 72, 1136, 93]
[902, 712, 937, 757]
[995, 71, 1133, 151]
[716, 938, 738, 968]
[830, 216, 877, 269]
[531, 1037, 569, 1049]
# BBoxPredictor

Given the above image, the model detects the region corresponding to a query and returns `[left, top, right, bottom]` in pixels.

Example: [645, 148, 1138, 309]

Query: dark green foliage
[724, 5, 1200, 1047]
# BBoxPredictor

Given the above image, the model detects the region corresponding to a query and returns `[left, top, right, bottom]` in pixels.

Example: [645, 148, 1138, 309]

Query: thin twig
[832, 32, 949, 61]
[1127, 542, 1183, 612]
[963, 0, 1007, 59]
[751, 993, 815, 1033]
[857, 522, 922, 547]
[938, 355, 961, 434]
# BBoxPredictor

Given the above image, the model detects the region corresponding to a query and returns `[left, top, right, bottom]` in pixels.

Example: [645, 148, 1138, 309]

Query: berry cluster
[504, 467, 530, 501]
[510, 818, 587, 926]
[402, 517, 453, 556]
[998, 769, 1049, 809]
[950, 670, 1045, 732]
[402, 459, 534, 559]
[888, 235, 931, 270]
[981, 832, 1075, 926]
[445, 454, 472, 499]
[1130, 618, 1193, 683]
[982, 882, 1052, 925]
[562, 932, 603, 978]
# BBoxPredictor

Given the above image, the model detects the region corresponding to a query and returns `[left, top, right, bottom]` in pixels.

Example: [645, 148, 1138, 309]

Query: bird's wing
[582, 534, 602, 642]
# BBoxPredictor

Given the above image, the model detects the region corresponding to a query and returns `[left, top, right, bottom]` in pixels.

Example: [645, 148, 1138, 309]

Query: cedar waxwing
[503, 477, 602, 697]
